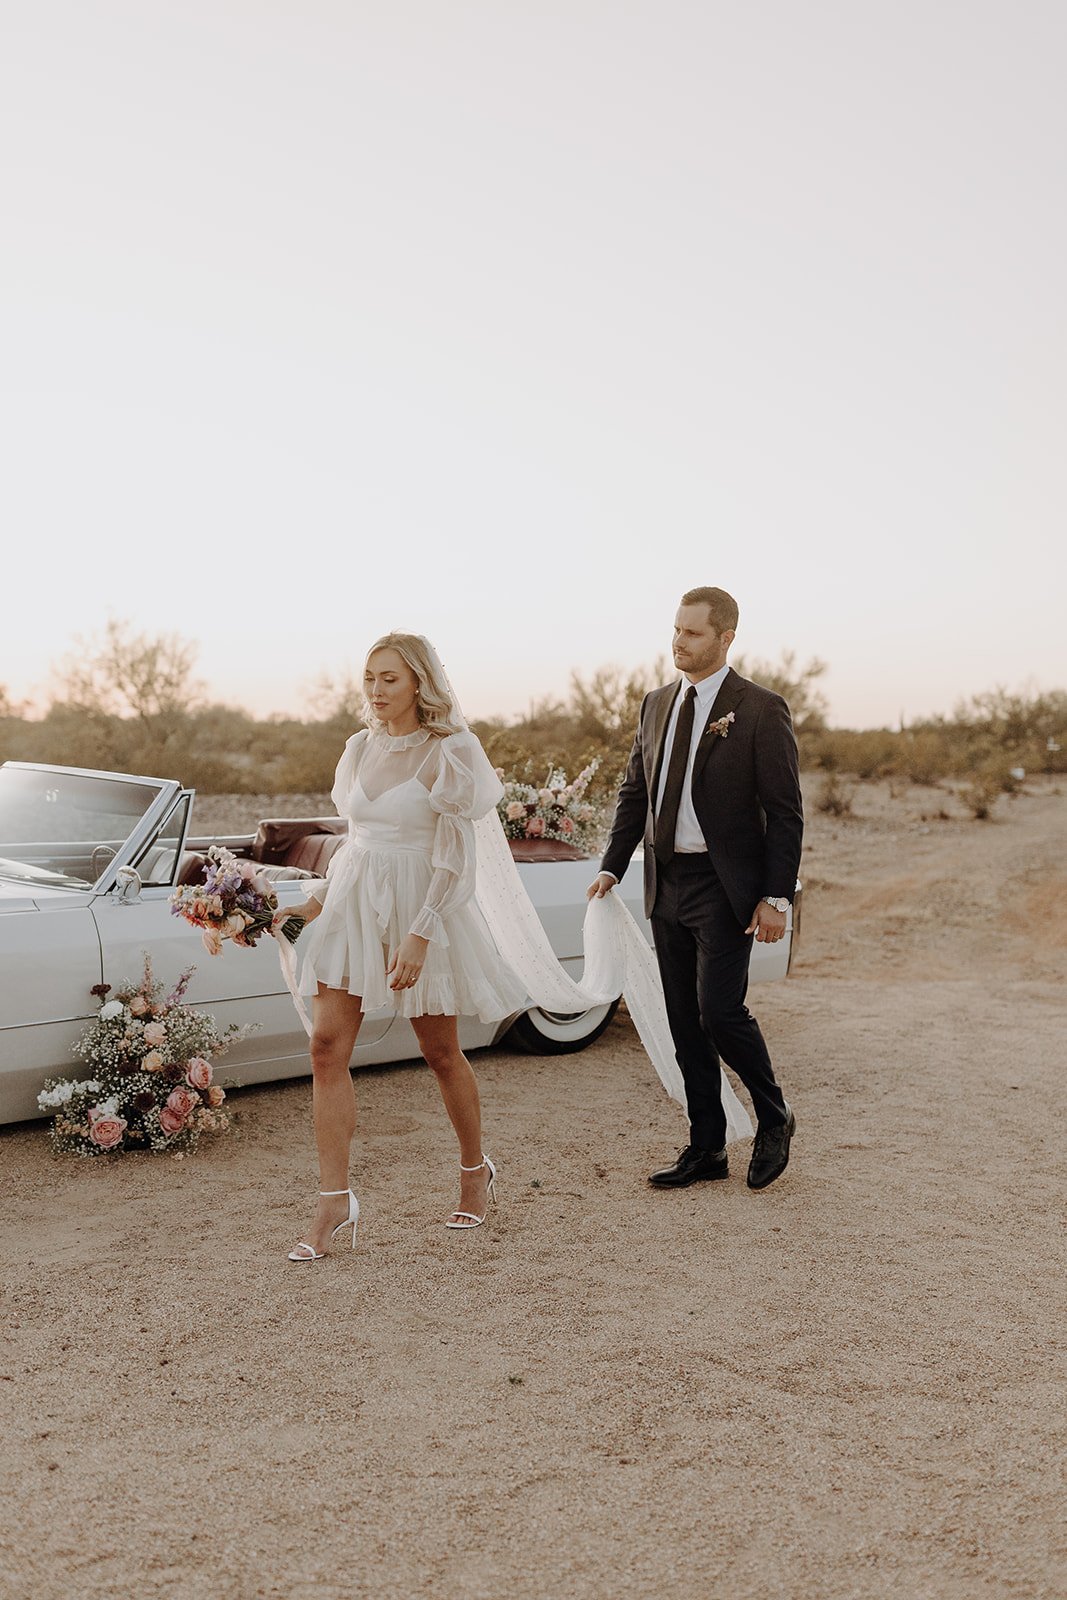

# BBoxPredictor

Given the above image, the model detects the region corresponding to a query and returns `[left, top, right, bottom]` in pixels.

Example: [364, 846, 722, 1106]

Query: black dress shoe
[746, 1107, 796, 1190]
[649, 1144, 729, 1187]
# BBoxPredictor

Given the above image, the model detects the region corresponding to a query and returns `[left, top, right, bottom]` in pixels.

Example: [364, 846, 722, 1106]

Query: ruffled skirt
[296, 841, 528, 1022]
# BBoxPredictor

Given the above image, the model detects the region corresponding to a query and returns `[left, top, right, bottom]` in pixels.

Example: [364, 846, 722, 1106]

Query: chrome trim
[131, 789, 195, 887]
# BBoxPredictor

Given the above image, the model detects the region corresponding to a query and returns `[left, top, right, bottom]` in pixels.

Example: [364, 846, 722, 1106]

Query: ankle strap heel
[287, 1188, 360, 1262]
[447, 1155, 497, 1229]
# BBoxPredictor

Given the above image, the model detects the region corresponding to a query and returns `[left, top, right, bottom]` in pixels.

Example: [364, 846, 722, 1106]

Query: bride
[273, 631, 753, 1261]
[273, 632, 527, 1260]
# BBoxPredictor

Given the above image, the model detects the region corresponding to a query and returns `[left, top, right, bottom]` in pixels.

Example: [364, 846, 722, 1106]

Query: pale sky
[2, 1, 1064, 729]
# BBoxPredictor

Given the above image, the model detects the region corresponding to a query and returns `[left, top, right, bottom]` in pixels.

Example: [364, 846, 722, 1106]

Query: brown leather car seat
[283, 832, 347, 875]
[252, 817, 347, 865]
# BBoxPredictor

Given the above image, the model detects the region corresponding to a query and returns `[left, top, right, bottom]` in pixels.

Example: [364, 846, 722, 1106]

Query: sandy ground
[2, 778, 1065, 1600]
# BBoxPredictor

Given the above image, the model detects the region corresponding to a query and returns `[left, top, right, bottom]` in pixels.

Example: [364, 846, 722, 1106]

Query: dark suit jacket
[600, 667, 804, 925]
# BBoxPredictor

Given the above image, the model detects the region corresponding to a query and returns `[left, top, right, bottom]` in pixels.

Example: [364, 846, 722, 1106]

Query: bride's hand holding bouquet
[271, 899, 321, 941]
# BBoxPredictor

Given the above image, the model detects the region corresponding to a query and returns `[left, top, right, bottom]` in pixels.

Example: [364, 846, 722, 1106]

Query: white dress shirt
[654, 664, 731, 853]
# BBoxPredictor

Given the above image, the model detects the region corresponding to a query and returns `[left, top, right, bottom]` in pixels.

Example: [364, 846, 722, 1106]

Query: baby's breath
[39, 954, 254, 1158]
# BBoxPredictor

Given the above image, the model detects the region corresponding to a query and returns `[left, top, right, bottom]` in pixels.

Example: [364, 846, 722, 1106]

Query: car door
[0, 887, 102, 1121]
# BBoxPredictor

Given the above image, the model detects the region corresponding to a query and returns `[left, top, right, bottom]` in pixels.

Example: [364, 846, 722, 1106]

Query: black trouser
[651, 853, 788, 1150]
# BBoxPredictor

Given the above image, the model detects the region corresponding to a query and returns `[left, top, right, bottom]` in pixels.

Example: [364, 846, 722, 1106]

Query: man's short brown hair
[680, 586, 739, 634]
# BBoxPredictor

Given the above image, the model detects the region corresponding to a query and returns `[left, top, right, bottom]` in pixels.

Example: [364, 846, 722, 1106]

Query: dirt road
[2, 780, 1063, 1599]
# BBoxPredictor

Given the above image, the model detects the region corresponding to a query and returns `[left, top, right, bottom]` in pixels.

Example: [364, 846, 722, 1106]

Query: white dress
[297, 727, 528, 1022]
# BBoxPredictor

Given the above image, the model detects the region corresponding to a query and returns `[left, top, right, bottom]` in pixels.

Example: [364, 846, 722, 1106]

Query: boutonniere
[705, 711, 735, 739]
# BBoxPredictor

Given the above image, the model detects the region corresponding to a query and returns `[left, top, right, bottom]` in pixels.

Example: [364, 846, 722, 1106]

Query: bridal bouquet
[170, 845, 302, 955]
[37, 957, 250, 1157]
[497, 760, 604, 852]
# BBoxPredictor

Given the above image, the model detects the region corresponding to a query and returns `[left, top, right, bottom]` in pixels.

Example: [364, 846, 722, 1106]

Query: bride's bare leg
[410, 1014, 491, 1223]
[293, 984, 364, 1255]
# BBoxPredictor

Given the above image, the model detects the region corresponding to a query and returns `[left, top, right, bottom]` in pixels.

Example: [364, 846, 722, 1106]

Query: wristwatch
[761, 896, 790, 914]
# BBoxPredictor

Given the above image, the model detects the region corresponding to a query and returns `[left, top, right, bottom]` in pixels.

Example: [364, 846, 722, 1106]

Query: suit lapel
[692, 668, 747, 788]
[646, 681, 682, 795]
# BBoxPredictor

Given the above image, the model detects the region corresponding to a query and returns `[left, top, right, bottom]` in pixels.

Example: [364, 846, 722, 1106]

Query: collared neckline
[682, 662, 730, 708]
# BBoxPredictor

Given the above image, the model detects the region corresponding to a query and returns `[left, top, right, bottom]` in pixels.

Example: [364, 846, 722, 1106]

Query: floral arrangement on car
[496, 760, 604, 853]
[170, 844, 302, 955]
[37, 956, 251, 1157]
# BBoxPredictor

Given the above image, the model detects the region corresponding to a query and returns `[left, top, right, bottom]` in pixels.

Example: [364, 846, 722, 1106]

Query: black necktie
[655, 685, 696, 864]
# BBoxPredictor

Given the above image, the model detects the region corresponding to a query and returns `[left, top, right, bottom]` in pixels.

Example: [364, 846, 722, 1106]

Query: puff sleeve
[408, 732, 503, 944]
[304, 730, 366, 906]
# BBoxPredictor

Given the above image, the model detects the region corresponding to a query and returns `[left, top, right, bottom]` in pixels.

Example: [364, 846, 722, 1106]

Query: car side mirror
[115, 865, 142, 904]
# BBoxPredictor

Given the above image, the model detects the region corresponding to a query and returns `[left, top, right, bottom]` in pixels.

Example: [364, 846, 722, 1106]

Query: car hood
[0, 878, 85, 910]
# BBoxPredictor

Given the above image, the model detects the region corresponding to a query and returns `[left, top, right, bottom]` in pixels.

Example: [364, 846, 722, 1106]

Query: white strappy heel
[287, 1189, 360, 1261]
[445, 1156, 497, 1230]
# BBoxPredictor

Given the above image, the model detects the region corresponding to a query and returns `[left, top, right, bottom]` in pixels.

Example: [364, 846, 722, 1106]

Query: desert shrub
[806, 727, 899, 778]
[815, 772, 855, 817]
[5, 633, 1064, 799]
[961, 765, 1006, 819]
[898, 729, 958, 785]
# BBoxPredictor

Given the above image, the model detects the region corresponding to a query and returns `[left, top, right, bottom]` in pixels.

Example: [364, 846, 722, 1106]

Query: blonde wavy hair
[362, 633, 466, 738]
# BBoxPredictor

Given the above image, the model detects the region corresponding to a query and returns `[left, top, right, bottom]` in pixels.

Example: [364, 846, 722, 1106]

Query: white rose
[99, 1001, 125, 1021]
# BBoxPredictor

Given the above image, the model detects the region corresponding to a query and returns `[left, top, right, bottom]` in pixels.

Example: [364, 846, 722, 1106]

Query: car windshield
[0, 767, 164, 889]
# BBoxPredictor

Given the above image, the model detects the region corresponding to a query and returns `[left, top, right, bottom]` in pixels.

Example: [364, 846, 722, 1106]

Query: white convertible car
[0, 760, 801, 1124]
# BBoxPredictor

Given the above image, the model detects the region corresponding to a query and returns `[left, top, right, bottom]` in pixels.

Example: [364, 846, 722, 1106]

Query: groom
[589, 586, 803, 1189]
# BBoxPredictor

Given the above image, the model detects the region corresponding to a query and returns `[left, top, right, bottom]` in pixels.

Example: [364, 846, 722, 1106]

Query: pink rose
[186, 1057, 212, 1090]
[202, 927, 223, 956]
[143, 1022, 166, 1047]
[142, 1050, 164, 1073]
[159, 1106, 186, 1135]
[526, 816, 545, 838]
[167, 1087, 198, 1118]
[206, 1083, 226, 1108]
[505, 801, 526, 821]
[129, 995, 148, 1016]
[88, 1114, 126, 1150]
[559, 817, 574, 834]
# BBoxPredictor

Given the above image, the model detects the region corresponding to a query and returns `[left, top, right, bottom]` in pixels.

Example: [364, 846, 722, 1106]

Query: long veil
[433, 642, 753, 1146]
